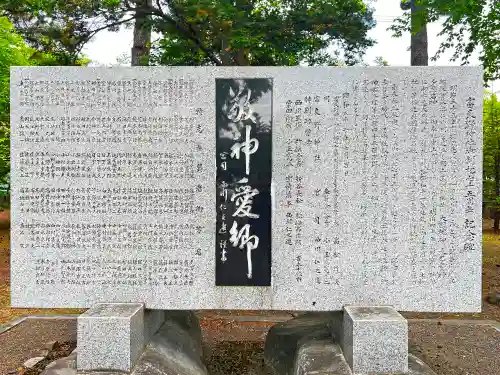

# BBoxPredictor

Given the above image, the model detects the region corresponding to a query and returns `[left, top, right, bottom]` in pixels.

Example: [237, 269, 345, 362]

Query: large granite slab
[10, 67, 482, 311]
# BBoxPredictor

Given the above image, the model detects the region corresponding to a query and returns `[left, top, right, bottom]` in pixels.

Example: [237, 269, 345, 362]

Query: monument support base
[339, 306, 409, 374]
[77, 303, 166, 372]
[265, 312, 432, 375]
[45, 309, 206, 375]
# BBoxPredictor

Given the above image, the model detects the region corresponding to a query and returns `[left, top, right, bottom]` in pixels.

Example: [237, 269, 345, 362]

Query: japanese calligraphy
[231, 179, 260, 219]
[230, 125, 259, 175]
[215, 78, 273, 286]
[229, 221, 259, 278]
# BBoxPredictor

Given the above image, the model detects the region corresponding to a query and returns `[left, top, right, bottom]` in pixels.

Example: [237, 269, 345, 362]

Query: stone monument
[10, 67, 483, 375]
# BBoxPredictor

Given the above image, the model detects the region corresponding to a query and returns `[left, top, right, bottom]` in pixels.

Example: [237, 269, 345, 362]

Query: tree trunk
[131, 0, 152, 66]
[220, 37, 232, 65]
[410, 0, 428, 66]
[231, 49, 250, 66]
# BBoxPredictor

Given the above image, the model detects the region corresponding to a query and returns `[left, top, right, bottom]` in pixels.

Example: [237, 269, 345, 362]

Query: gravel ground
[201, 316, 500, 375]
[24, 341, 76, 375]
[0, 319, 76, 375]
[409, 321, 500, 375]
[202, 321, 500, 375]
[205, 341, 265, 375]
[200, 316, 275, 343]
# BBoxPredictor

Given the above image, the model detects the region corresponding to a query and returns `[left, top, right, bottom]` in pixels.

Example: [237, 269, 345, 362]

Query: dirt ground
[0, 210, 499, 324]
[409, 321, 500, 375]
[203, 322, 500, 375]
[0, 318, 77, 375]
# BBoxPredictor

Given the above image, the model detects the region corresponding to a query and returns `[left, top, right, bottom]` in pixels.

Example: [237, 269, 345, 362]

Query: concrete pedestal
[77, 303, 165, 372]
[265, 312, 432, 375]
[341, 306, 408, 374]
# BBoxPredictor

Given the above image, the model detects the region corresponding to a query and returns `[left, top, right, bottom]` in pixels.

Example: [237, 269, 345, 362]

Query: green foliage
[483, 92, 500, 204]
[0, 16, 87, 190]
[0, 16, 33, 186]
[2, 0, 120, 64]
[373, 56, 389, 66]
[151, 0, 376, 66]
[400, 0, 411, 11]
[3, 0, 376, 67]
[389, 0, 499, 81]
[0, 17, 31, 125]
[153, 36, 213, 66]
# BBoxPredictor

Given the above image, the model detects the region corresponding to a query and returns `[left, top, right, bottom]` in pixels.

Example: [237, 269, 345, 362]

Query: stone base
[77, 303, 145, 372]
[49, 311, 206, 375]
[77, 304, 167, 372]
[293, 339, 352, 375]
[264, 313, 437, 375]
[342, 306, 408, 374]
[134, 311, 206, 375]
[144, 309, 166, 343]
[264, 312, 334, 375]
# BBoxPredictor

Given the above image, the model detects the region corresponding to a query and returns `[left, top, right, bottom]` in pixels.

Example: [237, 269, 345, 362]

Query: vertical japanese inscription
[215, 78, 272, 286]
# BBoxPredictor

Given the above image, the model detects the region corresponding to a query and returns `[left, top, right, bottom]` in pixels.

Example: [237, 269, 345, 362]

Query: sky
[81, 0, 493, 88]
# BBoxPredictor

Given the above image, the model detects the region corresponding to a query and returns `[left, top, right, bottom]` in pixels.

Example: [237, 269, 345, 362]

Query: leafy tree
[150, 0, 376, 66]
[3, 0, 376, 66]
[390, 0, 499, 81]
[0, 16, 34, 186]
[373, 56, 389, 66]
[131, 0, 152, 66]
[400, 0, 428, 66]
[2, 0, 118, 65]
[0, 17, 31, 124]
[483, 92, 500, 230]
[0, 16, 88, 190]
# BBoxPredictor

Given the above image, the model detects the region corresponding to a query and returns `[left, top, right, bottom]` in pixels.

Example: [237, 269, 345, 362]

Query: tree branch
[84, 16, 137, 44]
[122, 0, 133, 10]
[151, 1, 222, 65]
[155, 0, 163, 14]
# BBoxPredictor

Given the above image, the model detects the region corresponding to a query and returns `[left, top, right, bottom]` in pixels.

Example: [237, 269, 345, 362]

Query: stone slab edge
[0, 315, 78, 334]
